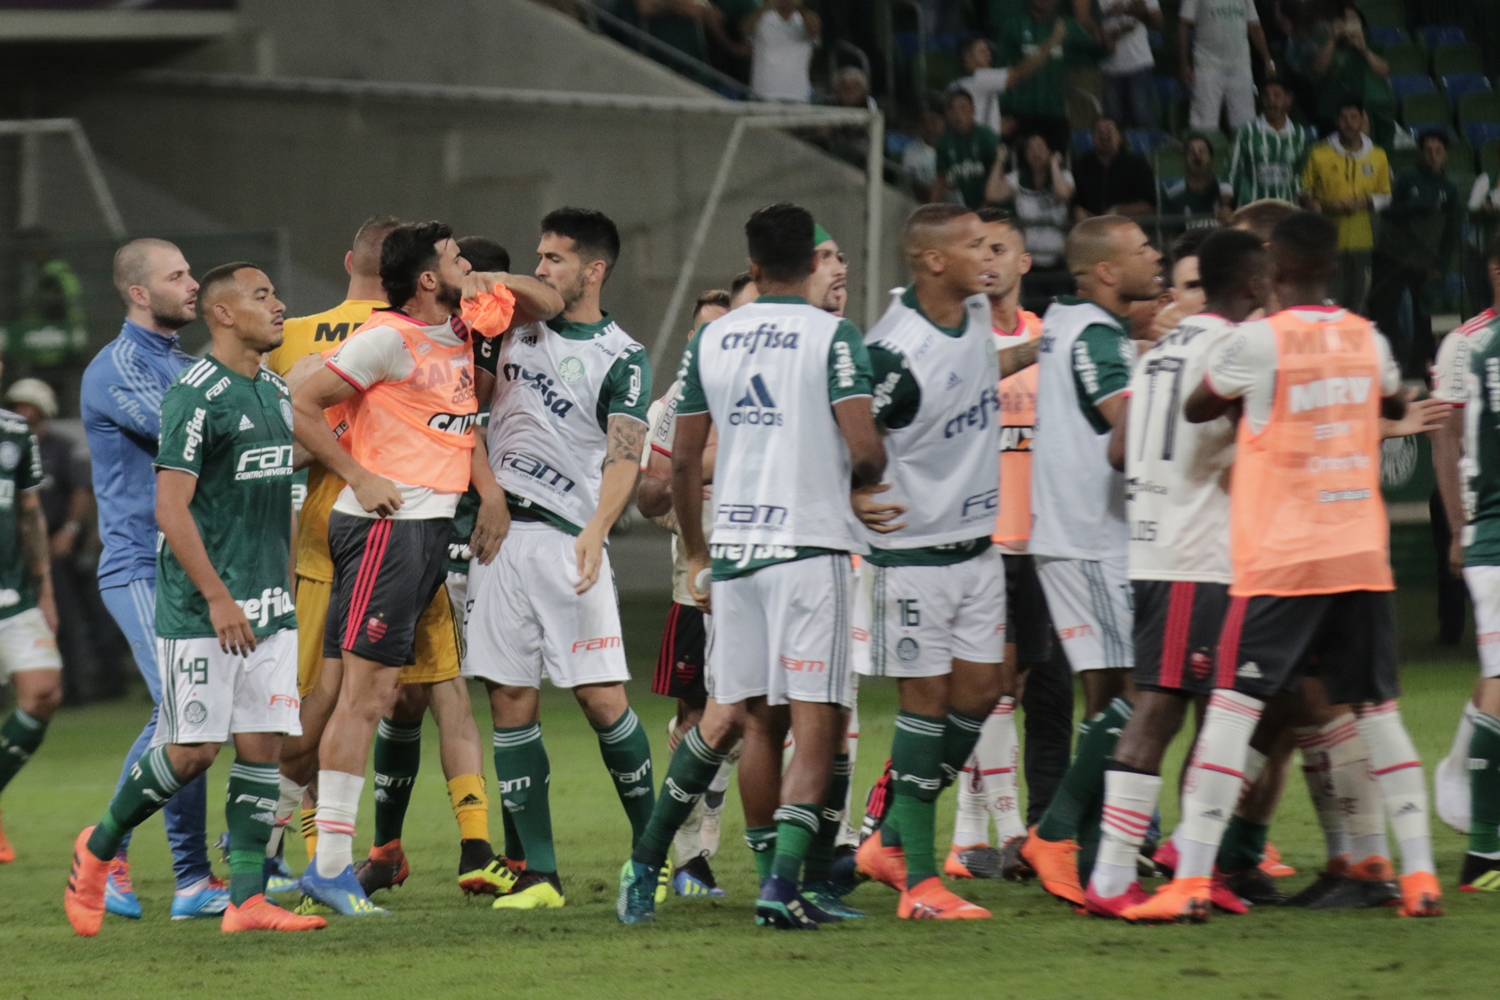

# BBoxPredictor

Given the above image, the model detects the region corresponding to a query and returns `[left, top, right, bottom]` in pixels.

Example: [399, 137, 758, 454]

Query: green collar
[204, 352, 259, 383]
[901, 286, 967, 338]
[546, 313, 613, 341]
[756, 294, 811, 305]
[1056, 295, 1133, 334]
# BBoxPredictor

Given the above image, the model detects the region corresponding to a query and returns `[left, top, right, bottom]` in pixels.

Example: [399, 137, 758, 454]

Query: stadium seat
[1417, 25, 1467, 49]
[1401, 91, 1451, 127]
[1433, 44, 1484, 77]
[1388, 145, 1420, 175]
[1451, 169, 1478, 199]
[1452, 136, 1476, 172]
[1465, 122, 1500, 149]
[1367, 25, 1410, 50]
[1153, 143, 1185, 182]
[1389, 73, 1435, 100]
[1154, 75, 1182, 110]
[1442, 73, 1491, 103]
[1460, 91, 1500, 127]
[885, 132, 911, 157]
[1126, 127, 1169, 155]
[1481, 140, 1500, 180]
[1360, 0, 1405, 29]
[1382, 44, 1426, 76]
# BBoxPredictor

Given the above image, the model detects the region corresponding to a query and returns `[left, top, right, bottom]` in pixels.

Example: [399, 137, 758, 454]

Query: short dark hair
[944, 85, 975, 109]
[1229, 198, 1298, 242]
[1197, 228, 1267, 300]
[197, 261, 262, 306]
[1170, 227, 1213, 266]
[1185, 133, 1214, 155]
[1417, 128, 1450, 149]
[1262, 77, 1290, 94]
[350, 215, 402, 278]
[730, 271, 756, 298]
[541, 207, 621, 281]
[380, 221, 453, 308]
[456, 235, 510, 273]
[746, 203, 816, 284]
[975, 206, 1017, 226]
[693, 289, 731, 317]
[1270, 209, 1339, 277]
[1336, 96, 1365, 115]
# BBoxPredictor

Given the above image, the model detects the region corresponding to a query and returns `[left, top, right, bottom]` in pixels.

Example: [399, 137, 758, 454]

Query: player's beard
[436, 277, 464, 314]
[558, 273, 588, 312]
[149, 291, 195, 331]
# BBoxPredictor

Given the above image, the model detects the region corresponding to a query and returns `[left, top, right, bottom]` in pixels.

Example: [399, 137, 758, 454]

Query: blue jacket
[82, 320, 194, 590]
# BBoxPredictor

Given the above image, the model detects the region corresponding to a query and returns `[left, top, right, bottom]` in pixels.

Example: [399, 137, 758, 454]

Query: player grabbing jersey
[67, 263, 323, 936]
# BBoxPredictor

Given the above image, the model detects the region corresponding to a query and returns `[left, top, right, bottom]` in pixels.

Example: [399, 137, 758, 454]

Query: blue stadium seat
[1466, 122, 1500, 148]
[1389, 73, 1435, 100]
[1417, 25, 1467, 48]
[885, 132, 911, 156]
[1154, 75, 1182, 108]
[1125, 128, 1169, 154]
[1367, 25, 1410, 50]
[1442, 73, 1491, 102]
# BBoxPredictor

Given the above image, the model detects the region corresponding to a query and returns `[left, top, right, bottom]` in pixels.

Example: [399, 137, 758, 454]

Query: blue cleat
[617, 859, 659, 924]
[671, 855, 726, 897]
[104, 859, 143, 919]
[802, 880, 865, 919]
[265, 853, 299, 894]
[298, 864, 389, 916]
[755, 875, 842, 930]
[170, 876, 230, 919]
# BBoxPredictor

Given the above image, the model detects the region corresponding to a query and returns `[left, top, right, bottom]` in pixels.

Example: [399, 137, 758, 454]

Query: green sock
[0, 707, 47, 795]
[1217, 815, 1269, 875]
[769, 804, 819, 883]
[941, 709, 987, 787]
[883, 711, 946, 887]
[631, 725, 726, 868]
[746, 825, 777, 883]
[1035, 697, 1132, 843]
[1469, 712, 1500, 856]
[803, 753, 852, 883]
[372, 718, 423, 848]
[1076, 794, 1103, 884]
[226, 759, 279, 905]
[493, 723, 556, 874]
[87, 745, 183, 861]
[502, 808, 525, 863]
[595, 709, 656, 849]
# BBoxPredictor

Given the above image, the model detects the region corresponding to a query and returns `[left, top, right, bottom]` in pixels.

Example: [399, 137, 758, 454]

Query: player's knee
[16, 671, 62, 720]
[168, 742, 222, 780]
[575, 682, 628, 729]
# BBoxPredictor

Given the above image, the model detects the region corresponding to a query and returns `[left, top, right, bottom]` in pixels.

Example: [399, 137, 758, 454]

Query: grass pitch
[1, 590, 1494, 1000]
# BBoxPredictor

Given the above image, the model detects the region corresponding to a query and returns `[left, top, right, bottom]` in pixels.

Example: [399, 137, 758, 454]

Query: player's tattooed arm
[998, 337, 1039, 378]
[603, 414, 648, 472]
[18, 492, 56, 633]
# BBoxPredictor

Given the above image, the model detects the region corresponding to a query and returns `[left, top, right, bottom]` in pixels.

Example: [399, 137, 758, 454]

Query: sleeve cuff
[324, 361, 367, 392]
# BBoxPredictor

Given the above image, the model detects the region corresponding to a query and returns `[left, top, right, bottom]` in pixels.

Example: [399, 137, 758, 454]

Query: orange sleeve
[462, 283, 518, 338]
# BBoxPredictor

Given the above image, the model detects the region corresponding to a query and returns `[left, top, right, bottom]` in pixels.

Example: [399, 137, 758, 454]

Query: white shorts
[463, 521, 629, 689]
[1036, 554, 1134, 673]
[859, 547, 1007, 678]
[707, 554, 855, 708]
[1466, 565, 1500, 678]
[0, 607, 61, 681]
[152, 628, 302, 746]
[446, 569, 469, 669]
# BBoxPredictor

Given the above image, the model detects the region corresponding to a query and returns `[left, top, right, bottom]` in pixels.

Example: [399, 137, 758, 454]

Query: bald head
[113, 238, 182, 303]
[1065, 215, 1136, 276]
[112, 237, 197, 332]
[1066, 215, 1162, 303]
[350, 215, 402, 278]
[1229, 199, 1298, 244]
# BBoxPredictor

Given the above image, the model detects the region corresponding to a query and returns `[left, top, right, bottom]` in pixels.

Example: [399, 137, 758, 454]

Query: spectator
[993, 0, 1106, 156]
[1226, 78, 1316, 206]
[987, 132, 1077, 309]
[1285, 1, 1394, 147]
[1098, 0, 1163, 128]
[744, 0, 819, 101]
[956, 26, 1067, 136]
[1301, 96, 1391, 311]
[832, 65, 871, 109]
[1179, 0, 1275, 130]
[1161, 134, 1233, 226]
[824, 66, 875, 166]
[903, 98, 947, 202]
[634, 0, 738, 74]
[1368, 129, 1463, 378]
[1071, 115, 1157, 220]
[932, 87, 1003, 208]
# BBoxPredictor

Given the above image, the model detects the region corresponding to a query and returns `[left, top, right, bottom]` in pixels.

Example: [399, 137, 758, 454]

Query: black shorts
[1004, 554, 1054, 666]
[324, 512, 450, 667]
[1215, 590, 1399, 705]
[653, 601, 707, 701]
[1132, 580, 1230, 696]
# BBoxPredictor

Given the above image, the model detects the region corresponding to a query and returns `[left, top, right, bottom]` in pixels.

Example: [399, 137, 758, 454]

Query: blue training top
[82, 319, 195, 590]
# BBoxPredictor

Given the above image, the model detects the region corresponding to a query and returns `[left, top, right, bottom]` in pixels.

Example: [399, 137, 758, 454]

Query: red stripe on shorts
[344, 519, 392, 650]
[1215, 595, 1250, 689]
[1159, 581, 1195, 689]
[654, 602, 680, 694]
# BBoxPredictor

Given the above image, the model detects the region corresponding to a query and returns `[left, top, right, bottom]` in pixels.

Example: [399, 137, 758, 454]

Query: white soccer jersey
[865, 292, 1000, 548]
[646, 380, 713, 607]
[1125, 313, 1237, 583]
[1432, 309, 1495, 405]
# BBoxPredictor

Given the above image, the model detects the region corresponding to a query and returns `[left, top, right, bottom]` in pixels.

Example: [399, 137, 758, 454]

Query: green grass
[0, 591, 1494, 1000]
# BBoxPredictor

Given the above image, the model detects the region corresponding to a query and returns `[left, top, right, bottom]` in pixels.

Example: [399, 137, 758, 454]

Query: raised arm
[291, 366, 402, 516]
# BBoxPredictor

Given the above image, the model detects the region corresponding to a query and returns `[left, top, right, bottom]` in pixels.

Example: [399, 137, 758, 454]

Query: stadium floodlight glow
[0, 117, 126, 239]
[134, 70, 886, 371]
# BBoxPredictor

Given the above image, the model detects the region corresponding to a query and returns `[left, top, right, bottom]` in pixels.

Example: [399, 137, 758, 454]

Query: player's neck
[1203, 295, 1253, 324]
[1276, 283, 1330, 309]
[209, 335, 262, 378]
[345, 275, 386, 303]
[988, 292, 1022, 334]
[1264, 111, 1288, 130]
[398, 293, 452, 327]
[756, 277, 812, 301]
[1084, 285, 1128, 319]
[912, 276, 967, 329]
[562, 294, 604, 325]
[125, 307, 181, 339]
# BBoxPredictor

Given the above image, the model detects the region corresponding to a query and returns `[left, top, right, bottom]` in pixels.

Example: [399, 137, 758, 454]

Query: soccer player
[66, 262, 324, 936]
[1018, 215, 1162, 905]
[464, 208, 657, 911]
[617, 202, 884, 928]
[850, 203, 1002, 920]
[80, 238, 220, 919]
[1129, 210, 1441, 921]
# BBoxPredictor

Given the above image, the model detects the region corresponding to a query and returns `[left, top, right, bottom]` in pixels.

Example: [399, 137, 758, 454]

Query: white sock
[666, 716, 682, 754]
[1241, 746, 1268, 791]
[1355, 701, 1435, 875]
[1325, 713, 1388, 863]
[1295, 724, 1349, 863]
[837, 699, 861, 847]
[1177, 690, 1264, 879]
[313, 770, 364, 878]
[984, 698, 1026, 842]
[673, 797, 706, 863]
[1092, 768, 1162, 898]
[1448, 700, 1479, 765]
[266, 774, 308, 858]
[953, 755, 991, 848]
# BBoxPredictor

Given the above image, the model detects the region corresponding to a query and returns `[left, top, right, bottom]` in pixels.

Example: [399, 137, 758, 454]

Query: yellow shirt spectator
[1301, 133, 1391, 253]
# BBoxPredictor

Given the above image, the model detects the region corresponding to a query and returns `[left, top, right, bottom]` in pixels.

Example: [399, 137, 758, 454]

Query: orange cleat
[0, 811, 14, 863]
[944, 847, 976, 879]
[64, 827, 109, 937]
[1083, 880, 1152, 918]
[897, 876, 992, 919]
[1399, 871, 1443, 918]
[1122, 876, 1212, 924]
[855, 834, 907, 892]
[1346, 855, 1395, 883]
[1019, 826, 1085, 905]
[222, 893, 328, 932]
[1260, 840, 1296, 878]
[1209, 872, 1249, 914]
[1151, 838, 1179, 877]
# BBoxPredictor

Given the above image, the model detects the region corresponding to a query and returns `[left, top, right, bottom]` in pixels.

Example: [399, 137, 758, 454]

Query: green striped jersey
[1227, 117, 1316, 205]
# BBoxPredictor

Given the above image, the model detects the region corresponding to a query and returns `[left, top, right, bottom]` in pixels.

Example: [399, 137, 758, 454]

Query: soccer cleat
[217, 830, 231, 863]
[354, 841, 410, 896]
[1459, 853, 1500, 891]
[1399, 871, 1443, 917]
[299, 864, 389, 916]
[1209, 872, 1249, 915]
[171, 876, 230, 919]
[493, 871, 565, 910]
[460, 857, 519, 897]
[754, 874, 839, 930]
[104, 857, 142, 918]
[672, 854, 725, 897]
[1301, 856, 1399, 910]
[1083, 880, 1152, 919]
[945, 844, 1005, 880]
[1152, 838, 1179, 878]
[0, 811, 14, 863]
[655, 857, 674, 904]
[1259, 840, 1296, 878]
[1223, 865, 1288, 906]
[855, 833, 908, 891]
[803, 881, 865, 919]
[617, 859, 659, 924]
[1019, 827, 1085, 906]
[998, 835, 1035, 881]
[221, 893, 328, 933]
[827, 843, 861, 893]
[265, 853, 299, 894]
[1121, 876, 1212, 924]
[291, 894, 334, 917]
[65, 827, 109, 937]
[897, 876, 991, 919]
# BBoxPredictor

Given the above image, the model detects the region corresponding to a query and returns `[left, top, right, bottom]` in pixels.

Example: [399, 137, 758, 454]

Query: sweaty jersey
[154, 357, 297, 639]
[866, 287, 999, 565]
[1462, 317, 1500, 565]
[1030, 296, 1134, 560]
[677, 295, 873, 579]
[1125, 313, 1237, 583]
[480, 313, 651, 534]
[993, 308, 1043, 552]
[0, 411, 45, 620]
